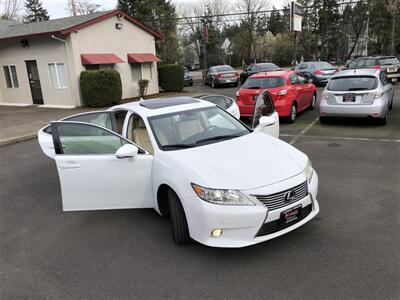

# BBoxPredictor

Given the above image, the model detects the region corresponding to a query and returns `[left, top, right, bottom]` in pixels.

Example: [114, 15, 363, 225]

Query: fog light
[211, 229, 223, 237]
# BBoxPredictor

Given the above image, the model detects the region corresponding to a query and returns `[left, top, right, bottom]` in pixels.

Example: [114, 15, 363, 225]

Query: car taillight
[234, 72, 239, 77]
[236, 90, 240, 97]
[217, 73, 222, 78]
[278, 89, 288, 96]
[372, 66, 381, 69]
[313, 69, 322, 74]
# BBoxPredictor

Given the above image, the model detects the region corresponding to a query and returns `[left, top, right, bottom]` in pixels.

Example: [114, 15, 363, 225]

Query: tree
[387, 0, 400, 55]
[24, 0, 49, 23]
[1, 0, 22, 20]
[118, 0, 180, 64]
[67, 0, 101, 15]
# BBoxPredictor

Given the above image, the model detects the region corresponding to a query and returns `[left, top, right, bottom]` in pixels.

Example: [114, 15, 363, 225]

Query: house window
[3, 65, 19, 88]
[85, 64, 114, 71]
[142, 63, 152, 80]
[48, 63, 67, 88]
[131, 63, 152, 81]
[131, 63, 142, 81]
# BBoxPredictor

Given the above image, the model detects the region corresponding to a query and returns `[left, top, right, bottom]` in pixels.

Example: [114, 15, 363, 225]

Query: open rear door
[251, 91, 280, 138]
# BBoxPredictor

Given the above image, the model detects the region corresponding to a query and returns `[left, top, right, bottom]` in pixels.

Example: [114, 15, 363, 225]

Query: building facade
[0, 10, 163, 107]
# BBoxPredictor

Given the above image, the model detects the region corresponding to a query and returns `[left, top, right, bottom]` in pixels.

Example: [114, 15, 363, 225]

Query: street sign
[290, 1, 302, 32]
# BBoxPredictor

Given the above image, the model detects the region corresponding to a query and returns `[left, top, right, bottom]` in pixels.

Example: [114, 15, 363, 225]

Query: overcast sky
[40, 0, 285, 19]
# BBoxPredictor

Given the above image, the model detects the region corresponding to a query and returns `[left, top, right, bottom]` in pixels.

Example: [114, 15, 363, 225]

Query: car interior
[128, 115, 154, 154]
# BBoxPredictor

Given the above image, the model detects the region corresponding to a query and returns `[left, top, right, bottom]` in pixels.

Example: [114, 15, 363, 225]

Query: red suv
[236, 71, 317, 123]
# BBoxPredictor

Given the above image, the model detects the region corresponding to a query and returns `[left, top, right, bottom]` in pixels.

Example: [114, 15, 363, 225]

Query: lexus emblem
[284, 191, 295, 202]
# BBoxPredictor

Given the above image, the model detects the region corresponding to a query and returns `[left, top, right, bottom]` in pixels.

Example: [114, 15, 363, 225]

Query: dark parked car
[347, 56, 400, 83]
[203, 65, 239, 88]
[239, 62, 281, 85]
[295, 61, 339, 85]
[184, 67, 193, 86]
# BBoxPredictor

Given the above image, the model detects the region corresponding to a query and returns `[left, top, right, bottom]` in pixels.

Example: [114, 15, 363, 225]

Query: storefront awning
[127, 53, 161, 63]
[81, 54, 125, 65]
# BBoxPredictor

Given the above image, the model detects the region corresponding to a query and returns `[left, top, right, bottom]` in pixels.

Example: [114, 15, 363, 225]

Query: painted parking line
[288, 117, 320, 145]
[281, 133, 400, 143]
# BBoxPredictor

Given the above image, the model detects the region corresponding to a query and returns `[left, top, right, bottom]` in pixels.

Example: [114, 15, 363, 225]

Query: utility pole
[201, 18, 208, 69]
[293, 32, 298, 65]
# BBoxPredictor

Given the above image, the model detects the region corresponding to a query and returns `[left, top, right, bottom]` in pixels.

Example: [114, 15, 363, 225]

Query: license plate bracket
[280, 205, 302, 224]
[343, 94, 356, 102]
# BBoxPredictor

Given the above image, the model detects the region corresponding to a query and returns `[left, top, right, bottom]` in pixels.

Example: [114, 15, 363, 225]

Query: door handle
[59, 161, 82, 170]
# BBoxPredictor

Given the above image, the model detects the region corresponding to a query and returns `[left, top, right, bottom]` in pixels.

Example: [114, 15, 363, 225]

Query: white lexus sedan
[38, 97, 319, 248]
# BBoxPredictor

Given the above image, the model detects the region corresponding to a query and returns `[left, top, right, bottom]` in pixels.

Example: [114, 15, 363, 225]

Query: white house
[0, 10, 163, 108]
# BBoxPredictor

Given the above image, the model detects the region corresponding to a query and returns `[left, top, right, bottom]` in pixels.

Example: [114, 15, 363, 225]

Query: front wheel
[168, 189, 190, 245]
[288, 103, 297, 123]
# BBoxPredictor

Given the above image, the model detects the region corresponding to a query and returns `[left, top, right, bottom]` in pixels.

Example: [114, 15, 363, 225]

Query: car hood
[165, 132, 305, 190]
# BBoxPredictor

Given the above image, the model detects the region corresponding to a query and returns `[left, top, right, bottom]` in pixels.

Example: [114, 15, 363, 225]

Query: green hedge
[158, 64, 184, 92]
[80, 70, 122, 107]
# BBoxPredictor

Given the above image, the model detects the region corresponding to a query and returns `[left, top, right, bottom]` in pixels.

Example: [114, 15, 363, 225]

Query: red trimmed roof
[127, 53, 161, 63]
[0, 10, 164, 41]
[81, 53, 125, 65]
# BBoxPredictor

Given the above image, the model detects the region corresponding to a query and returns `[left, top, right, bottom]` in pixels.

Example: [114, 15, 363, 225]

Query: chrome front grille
[253, 181, 308, 211]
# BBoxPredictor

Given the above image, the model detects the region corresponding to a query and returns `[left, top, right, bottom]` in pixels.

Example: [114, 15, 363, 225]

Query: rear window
[327, 76, 378, 91]
[255, 63, 279, 71]
[243, 77, 285, 89]
[215, 66, 234, 72]
[201, 96, 231, 109]
[313, 62, 334, 69]
[379, 57, 400, 65]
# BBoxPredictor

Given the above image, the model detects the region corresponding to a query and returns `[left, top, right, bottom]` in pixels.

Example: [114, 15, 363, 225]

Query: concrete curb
[0, 133, 38, 146]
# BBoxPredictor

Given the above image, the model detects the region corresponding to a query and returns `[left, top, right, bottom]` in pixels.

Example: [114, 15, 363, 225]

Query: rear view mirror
[258, 116, 276, 127]
[116, 144, 138, 159]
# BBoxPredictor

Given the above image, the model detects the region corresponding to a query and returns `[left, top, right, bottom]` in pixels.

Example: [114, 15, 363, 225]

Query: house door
[26, 60, 43, 104]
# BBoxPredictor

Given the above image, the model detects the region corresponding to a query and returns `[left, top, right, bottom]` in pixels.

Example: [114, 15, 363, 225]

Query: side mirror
[116, 144, 138, 159]
[258, 116, 276, 127]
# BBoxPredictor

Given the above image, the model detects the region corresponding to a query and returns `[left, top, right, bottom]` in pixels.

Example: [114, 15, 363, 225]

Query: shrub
[80, 69, 122, 107]
[158, 64, 184, 92]
[138, 79, 149, 97]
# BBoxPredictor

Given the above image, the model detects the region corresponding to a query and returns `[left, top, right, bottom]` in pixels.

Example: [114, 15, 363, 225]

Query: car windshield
[215, 66, 234, 72]
[379, 57, 400, 65]
[242, 77, 285, 89]
[148, 106, 250, 151]
[255, 63, 279, 71]
[313, 62, 335, 69]
[327, 76, 378, 91]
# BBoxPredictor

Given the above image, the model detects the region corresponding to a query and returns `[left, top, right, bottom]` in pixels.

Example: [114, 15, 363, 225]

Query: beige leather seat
[176, 118, 203, 141]
[132, 118, 154, 154]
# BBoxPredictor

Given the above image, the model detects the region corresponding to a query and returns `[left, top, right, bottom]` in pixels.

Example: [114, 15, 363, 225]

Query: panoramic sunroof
[140, 97, 199, 109]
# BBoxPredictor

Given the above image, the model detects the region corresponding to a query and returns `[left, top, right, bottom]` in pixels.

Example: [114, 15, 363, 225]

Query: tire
[309, 93, 317, 110]
[288, 103, 297, 123]
[377, 111, 388, 126]
[211, 79, 216, 88]
[168, 189, 190, 245]
[319, 116, 329, 124]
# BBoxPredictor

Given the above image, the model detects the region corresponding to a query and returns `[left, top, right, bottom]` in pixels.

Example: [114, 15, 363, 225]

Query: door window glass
[3, 65, 19, 88]
[252, 93, 275, 128]
[63, 112, 113, 130]
[53, 123, 128, 155]
[201, 95, 230, 109]
[114, 110, 128, 134]
[299, 63, 308, 70]
[289, 74, 299, 84]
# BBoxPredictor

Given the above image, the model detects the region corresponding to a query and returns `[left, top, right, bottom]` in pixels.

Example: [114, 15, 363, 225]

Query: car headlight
[191, 183, 256, 206]
[304, 159, 314, 183]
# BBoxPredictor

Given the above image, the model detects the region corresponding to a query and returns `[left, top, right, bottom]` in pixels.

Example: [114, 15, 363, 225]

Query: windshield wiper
[161, 144, 195, 150]
[246, 86, 261, 89]
[195, 133, 245, 144]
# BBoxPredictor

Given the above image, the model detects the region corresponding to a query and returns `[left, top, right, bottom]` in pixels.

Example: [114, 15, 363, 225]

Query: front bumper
[387, 72, 400, 82]
[184, 78, 193, 86]
[319, 97, 388, 118]
[183, 172, 319, 248]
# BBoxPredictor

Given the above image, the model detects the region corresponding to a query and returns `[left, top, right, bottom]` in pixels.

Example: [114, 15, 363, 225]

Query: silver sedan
[318, 69, 394, 125]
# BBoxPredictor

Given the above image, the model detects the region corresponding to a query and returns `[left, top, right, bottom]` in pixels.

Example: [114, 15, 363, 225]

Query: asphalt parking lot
[1, 83, 399, 299]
